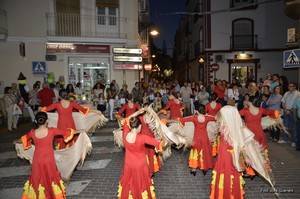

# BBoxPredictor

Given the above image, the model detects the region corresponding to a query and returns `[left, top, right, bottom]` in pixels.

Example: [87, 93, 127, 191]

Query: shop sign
[210, 63, 220, 71]
[46, 43, 110, 54]
[113, 56, 142, 62]
[32, 62, 47, 74]
[114, 63, 142, 70]
[283, 49, 300, 68]
[113, 48, 142, 54]
[144, 64, 152, 71]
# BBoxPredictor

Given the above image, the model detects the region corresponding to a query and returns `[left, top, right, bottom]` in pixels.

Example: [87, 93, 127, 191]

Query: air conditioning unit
[215, 54, 224, 63]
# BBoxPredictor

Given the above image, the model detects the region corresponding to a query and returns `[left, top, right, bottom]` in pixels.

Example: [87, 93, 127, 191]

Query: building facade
[174, 0, 298, 85]
[0, 0, 140, 91]
[209, 0, 297, 84]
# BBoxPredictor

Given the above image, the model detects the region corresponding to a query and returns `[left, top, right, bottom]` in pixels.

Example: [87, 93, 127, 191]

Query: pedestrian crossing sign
[283, 49, 300, 68]
[32, 61, 47, 74]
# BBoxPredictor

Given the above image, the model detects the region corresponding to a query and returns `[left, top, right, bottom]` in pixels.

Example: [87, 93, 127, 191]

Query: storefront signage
[46, 43, 110, 54]
[113, 48, 142, 54]
[210, 63, 220, 71]
[144, 64, 152, 71]
[283, 49, 300, 68]
[32, 62, 47, 74]
[114, 63, 142, 70]
[113, 56, 142, 62]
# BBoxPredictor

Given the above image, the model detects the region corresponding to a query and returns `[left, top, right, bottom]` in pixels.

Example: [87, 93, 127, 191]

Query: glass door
[231, 63, 255, 84]
[68, 57, 109, 93]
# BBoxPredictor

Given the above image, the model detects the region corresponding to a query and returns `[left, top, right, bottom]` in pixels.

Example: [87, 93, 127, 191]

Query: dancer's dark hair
[129, 116, 141, 129]
[34, 112, 48, 129]
[59, 89, 68, 100]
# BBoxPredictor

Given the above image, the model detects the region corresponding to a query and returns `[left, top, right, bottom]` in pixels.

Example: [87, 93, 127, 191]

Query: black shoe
[190, 170, 196, 176]
[202, 170, 207, 176]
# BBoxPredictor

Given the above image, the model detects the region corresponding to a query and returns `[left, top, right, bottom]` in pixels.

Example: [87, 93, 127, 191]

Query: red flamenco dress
[118, 124, 162, 199]
[205, 102, 222, 116]
[210, 136, 245, 199]
[239, 108, 274, 150]
[21, 128, 74, 199]
[165, 99, 184, 120]
[42, 101, 89, 149]
[118, 103, 140, 118]
[139, 116, 161, 175]
[205, 102, 222, 157]
[181, 115, 215, 172]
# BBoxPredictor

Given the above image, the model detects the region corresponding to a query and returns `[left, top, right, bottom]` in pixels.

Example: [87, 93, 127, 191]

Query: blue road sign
[283, 49, 300, 68]
[32, 62, 47, 74]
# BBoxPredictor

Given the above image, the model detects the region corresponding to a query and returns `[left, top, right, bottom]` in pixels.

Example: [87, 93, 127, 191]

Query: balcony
[46, 13, 127, 39]
[230, 34, 257, 50]
[0, 9, 8, 41]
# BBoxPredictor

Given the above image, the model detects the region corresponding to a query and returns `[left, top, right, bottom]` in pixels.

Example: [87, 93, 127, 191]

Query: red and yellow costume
[239, 108, 274, 149]
[181, 115, 215, 171]
[205, 102, 222, 116]
[118, 124, 162, 199]
[165, 99, 184, 120]
[21, 128, 74, 199]
[140, 116, 161, 175]
[118, 103, 140, 118]
[42, 102, 88, 149]
[210, 136, 245, 199]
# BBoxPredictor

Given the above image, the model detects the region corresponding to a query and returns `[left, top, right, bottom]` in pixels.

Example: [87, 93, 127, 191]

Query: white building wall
[210, 0, 297, 83]
[0, 0, 140, 91]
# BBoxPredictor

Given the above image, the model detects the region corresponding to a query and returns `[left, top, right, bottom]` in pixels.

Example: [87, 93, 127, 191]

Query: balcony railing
[230, 34, 257, 50]
[0, 9, 8, 41]
[46, 13, 127, 39]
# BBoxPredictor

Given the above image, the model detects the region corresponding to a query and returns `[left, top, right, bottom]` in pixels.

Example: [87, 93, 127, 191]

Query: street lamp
[152, 54, 156, 58]
[150, 29, 159, 36]
[198, 57, 205, 82]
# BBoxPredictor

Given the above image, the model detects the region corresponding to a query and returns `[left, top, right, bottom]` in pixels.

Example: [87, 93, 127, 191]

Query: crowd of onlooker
[1, 72, 300, 151]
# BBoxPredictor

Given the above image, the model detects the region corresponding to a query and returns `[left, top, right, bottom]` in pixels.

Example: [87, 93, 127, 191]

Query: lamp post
[143, 27, 159, 83]
[198, 57, 205, 82]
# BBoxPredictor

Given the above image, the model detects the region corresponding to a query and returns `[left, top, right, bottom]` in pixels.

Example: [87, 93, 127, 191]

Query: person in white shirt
[227, 84, 239, 106]
[280, 83, 300, 146]
[180, 82, 193, 116]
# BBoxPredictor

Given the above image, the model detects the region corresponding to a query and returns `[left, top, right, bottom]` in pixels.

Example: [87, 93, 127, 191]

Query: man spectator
[246, 81, 261, 105]
[131, 82, 141, 103]
[180, 82, 192, 116]
[38, 83, 55, 107]
[280, 82, 300, 146]
[213, 80, 225, 105]
[270, 74, 280, 91]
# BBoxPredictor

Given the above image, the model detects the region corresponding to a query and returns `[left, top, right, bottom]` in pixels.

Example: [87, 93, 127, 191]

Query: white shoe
[277, 140, 287, 144]
[291, 142, 296, 147]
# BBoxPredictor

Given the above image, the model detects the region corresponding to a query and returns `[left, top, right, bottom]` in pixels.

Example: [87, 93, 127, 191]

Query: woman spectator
[213, 80, 225, 105]
[280, 75, 289, 94]
[4, 87, 19, 132]
[227, 84, 240, 106]
[97, 93, 106, 113]
[29, 84, 40, 114]
[93, 83, 104, 100]
[197, 85, 210, 106]
[153, 92, 163, 112]
[266, 86, 282, 142]
[66, 84, 75, 95]
[262, 85, 271, 97]
[74, 82, 83, 98]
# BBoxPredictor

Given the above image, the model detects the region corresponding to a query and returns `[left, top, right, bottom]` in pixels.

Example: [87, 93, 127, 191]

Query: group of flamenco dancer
[16, 88, 281, 199]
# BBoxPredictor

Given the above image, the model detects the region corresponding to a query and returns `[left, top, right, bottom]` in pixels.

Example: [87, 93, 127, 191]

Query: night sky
[150, 0, 186, 55]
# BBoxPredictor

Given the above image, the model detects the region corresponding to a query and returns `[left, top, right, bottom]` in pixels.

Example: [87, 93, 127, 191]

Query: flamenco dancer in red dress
[205, 93, 222, 117]
[163, 92, 184, 120]
[239, 97, 276, 150]
[118, 116, 163, 199]
[21, 112, 74, 199]
[41, 89, 88, 149]
[118, 94, 140, 118]
[180, 105, 215, 176]
[118, 95, 160, 175]
[210, 105, 275, 199]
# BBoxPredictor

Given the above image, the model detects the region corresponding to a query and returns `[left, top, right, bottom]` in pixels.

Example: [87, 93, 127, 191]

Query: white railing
[46, 13, 127, 38]
[0, 9, 8, 40]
